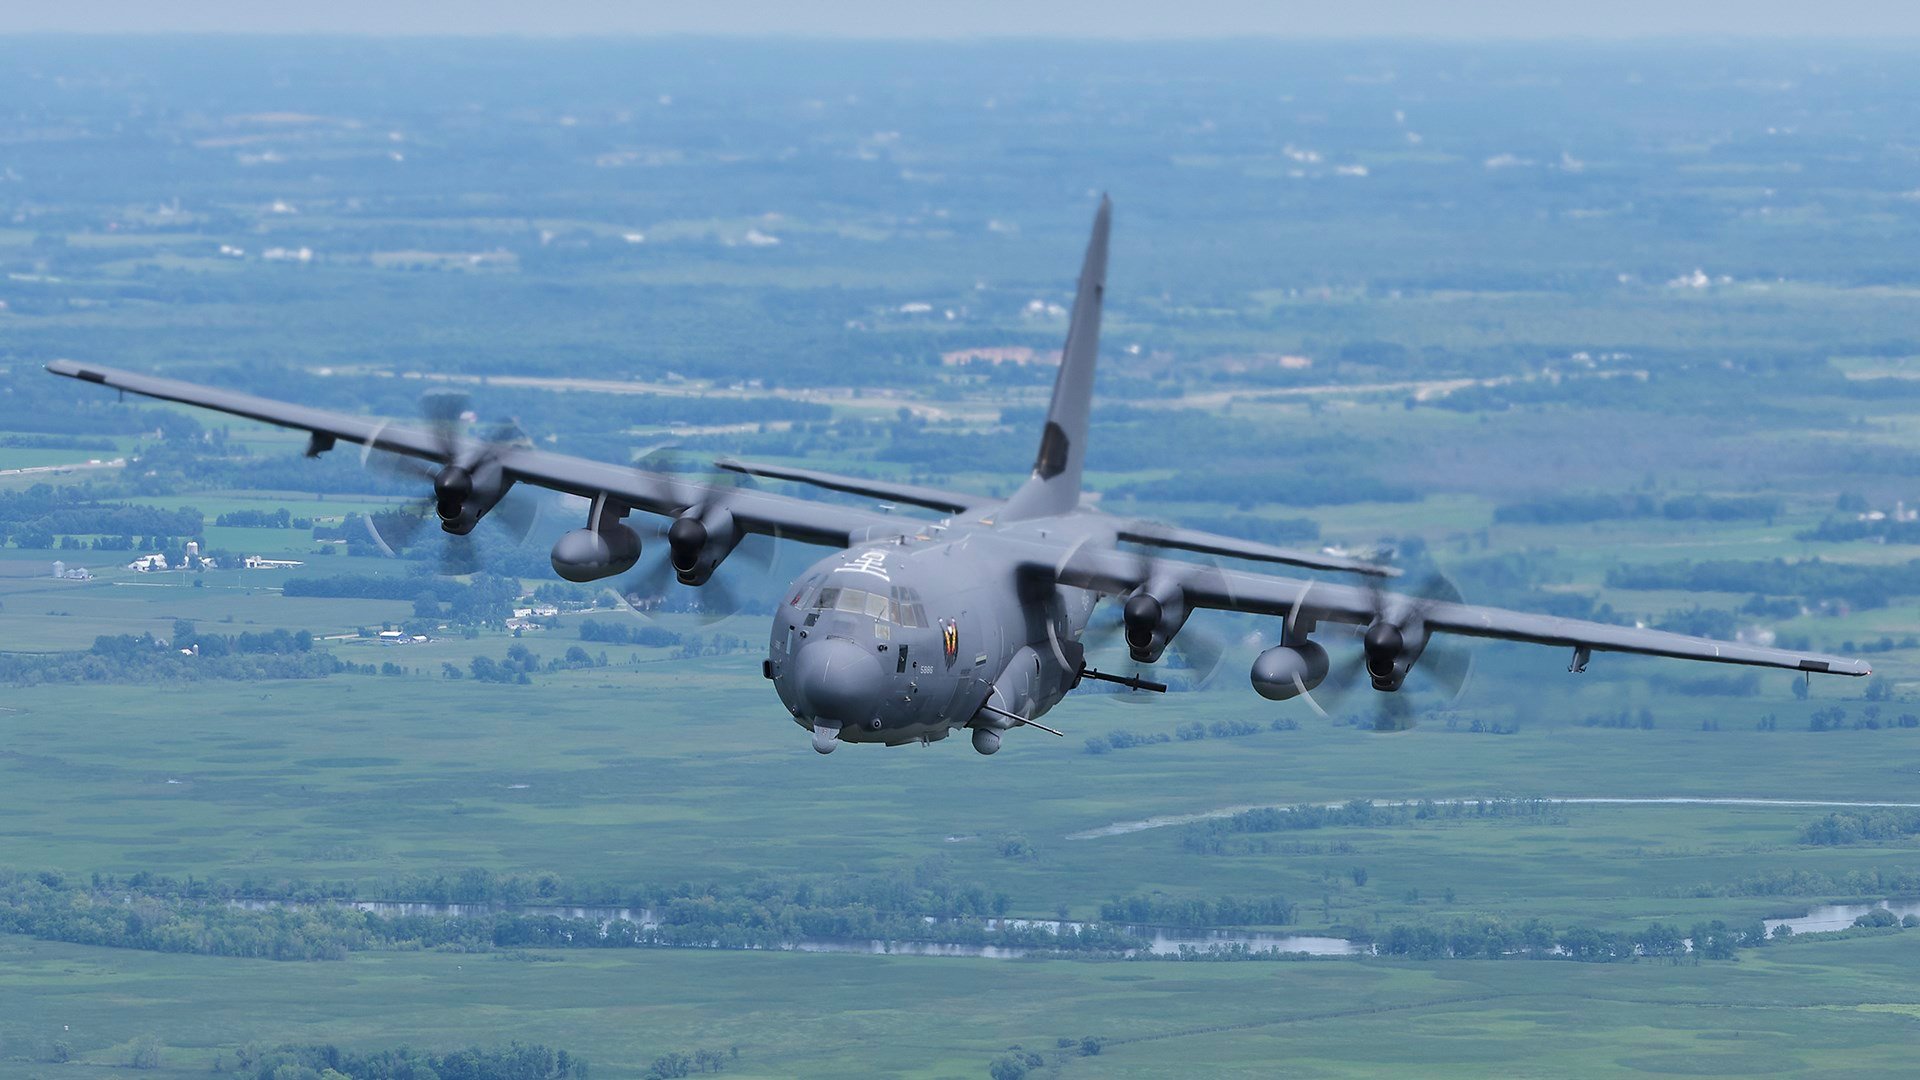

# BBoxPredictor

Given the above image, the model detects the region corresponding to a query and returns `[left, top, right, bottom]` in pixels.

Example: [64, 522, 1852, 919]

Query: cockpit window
[809, 584, 927, 627]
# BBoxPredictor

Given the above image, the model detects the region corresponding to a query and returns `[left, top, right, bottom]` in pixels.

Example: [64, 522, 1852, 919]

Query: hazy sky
[14, 0, 1920, 38]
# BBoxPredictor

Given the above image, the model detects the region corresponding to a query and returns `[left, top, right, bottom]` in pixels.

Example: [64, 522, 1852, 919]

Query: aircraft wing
[1117, 521, 1398, 578]
[715, 458, 981, 515]
[1046, 544, 1870, 677]
[46, 360, 909, 548]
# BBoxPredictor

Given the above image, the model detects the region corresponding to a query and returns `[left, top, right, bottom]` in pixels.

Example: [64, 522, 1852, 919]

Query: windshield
[811, 585, 927, 627]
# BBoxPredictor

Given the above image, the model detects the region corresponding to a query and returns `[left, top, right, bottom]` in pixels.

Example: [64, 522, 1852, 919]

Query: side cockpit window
[890, 586, 928, 628]
[788, 573, 825, 608]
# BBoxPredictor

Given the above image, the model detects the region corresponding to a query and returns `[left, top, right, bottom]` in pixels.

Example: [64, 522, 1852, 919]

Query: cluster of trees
[215, 507, 310, 528]
[1800, 809, 1920, 846]
[1086, 716, 1294, 754]
[1581, 709, 1658, 730]
[1434, 713, 1521, 735]
[1851, 909, 1920, 930]
[1182, 798, 1560, 855]
[218, 1041, 588, 1079]
[1494, 492, 1780, 526]
[987, 1046, 1048, 1080]
[0, 432, 117, 451]
[284, 572, 520, 625]
[1806, 705, 1920, 732]
[1081, 728, 1172, 754]
[1362, 917, 1770, 961]
[460, 644, 604, 684]
[0, 631, 342, 685]
[0, 483, 203, 549]
[0, 869, 371, 960]
[59, 533, 195, 552]
[170, 619, 314, 657]
[0, 864, 1155, 961]
[470, 643, 543, 683]
[1606, 557, 1920, 610]
[1099, 893, 1295, 927]
[1799, 496, 1920, 544]
[640, 1047, 735, 1077]
[1675, 865, 1920, 899]
[578, 618, 681, 647]
[1175, 718, 1264, 741]
[1802, 518, 1920, 544]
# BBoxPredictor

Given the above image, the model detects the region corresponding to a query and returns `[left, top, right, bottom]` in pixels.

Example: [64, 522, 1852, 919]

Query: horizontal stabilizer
[1118, 523, 1399, 578]
[716, 458, 978, 515]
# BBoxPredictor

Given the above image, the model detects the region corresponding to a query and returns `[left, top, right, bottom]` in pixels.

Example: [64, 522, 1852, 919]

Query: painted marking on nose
[834, 550, 891, 581]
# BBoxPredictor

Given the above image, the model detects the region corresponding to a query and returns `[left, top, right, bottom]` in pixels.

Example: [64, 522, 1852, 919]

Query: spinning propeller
[359, 389, 541, 574]
[1284, 569, 1474, 731]
[1051, 527, 1239, 698]
[606, 446, 778, 624]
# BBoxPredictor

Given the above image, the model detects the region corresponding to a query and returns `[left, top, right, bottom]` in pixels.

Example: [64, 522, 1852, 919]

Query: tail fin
[1000, 195, 1110, 521]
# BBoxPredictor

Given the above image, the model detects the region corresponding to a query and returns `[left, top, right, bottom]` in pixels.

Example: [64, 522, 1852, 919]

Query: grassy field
[0, 634, 1913, 925]
[6, 931, 1920, 1078]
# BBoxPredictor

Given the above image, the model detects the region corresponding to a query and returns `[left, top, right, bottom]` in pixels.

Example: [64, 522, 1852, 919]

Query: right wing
[1047, 543, 1869, 677]
[47, 360, 911, 549]
[1117, 521, 1398, 578]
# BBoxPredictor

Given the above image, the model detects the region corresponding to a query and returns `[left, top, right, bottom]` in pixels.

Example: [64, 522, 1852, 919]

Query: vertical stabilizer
[1000, 196, 1109, 521]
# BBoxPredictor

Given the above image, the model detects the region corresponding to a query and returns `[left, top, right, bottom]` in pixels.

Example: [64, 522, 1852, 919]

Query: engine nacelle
[550, 523, 642, 583]
[434, 459, 511, 536]
[1250, 641, 1331, 701]
[667, 505, 741, 586]
[1122, 578, 1189, 664]
[1363, 618, 1428, 692]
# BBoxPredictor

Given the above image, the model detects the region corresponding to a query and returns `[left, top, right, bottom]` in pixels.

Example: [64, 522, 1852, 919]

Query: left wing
[1044, 543, 1869, 677]
[47, 360, 909, 548]
[716, 457, 982, 515]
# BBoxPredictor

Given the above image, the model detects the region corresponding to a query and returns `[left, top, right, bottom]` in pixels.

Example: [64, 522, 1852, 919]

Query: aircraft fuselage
[769, 516, 1104, 754]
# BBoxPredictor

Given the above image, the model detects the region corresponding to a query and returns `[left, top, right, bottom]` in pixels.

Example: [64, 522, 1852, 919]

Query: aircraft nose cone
[795, 637, 885, 727]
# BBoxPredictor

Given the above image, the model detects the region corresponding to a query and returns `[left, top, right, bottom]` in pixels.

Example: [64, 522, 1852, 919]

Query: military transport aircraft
[48, 198, 1869, 755]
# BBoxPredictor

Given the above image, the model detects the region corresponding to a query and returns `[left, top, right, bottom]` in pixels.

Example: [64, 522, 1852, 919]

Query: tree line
[1495, 492, 1781, 526]
[1606, 557, 1920, 610]
[217, 1041, 589, 1080]
[0, 866, 1150, 961]
[0, 631, 343, 685]
[0, 483, 203, 549]
[1799, 809, 1920, 846]
[284, 572, 520, 625]
[1179, 798, 1564, 855]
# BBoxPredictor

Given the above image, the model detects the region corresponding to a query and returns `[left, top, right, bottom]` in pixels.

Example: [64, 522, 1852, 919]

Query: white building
[242, 555, 305, 570]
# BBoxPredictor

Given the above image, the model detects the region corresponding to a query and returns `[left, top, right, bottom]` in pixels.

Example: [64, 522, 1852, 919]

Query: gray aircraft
[48, 198, 1869, 755]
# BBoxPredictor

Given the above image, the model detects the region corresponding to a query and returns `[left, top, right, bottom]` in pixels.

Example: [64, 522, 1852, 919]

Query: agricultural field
[3, 35, 1920, 1079]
